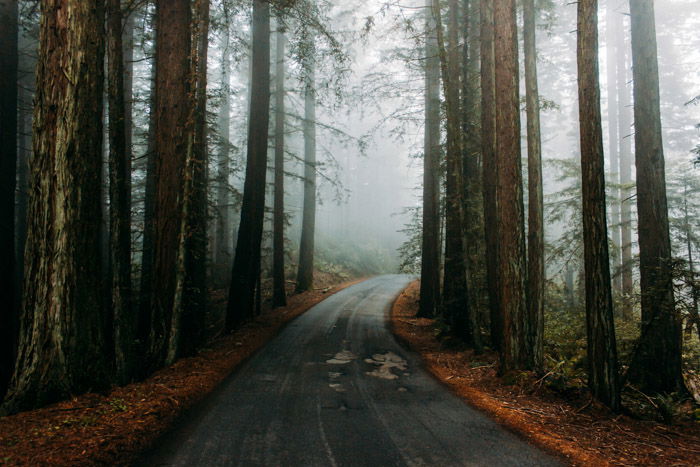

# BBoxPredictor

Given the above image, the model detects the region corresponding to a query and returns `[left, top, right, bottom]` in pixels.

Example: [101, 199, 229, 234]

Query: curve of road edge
[139, 275, 561, 467]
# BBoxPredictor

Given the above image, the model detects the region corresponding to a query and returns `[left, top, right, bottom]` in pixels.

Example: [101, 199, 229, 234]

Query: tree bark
[626, 0, 685, 395]
[494, 0, 528, 371]
[2, 0, 108, 413]
[168, 0, 209, 364]
[462, 0, 485, 352]
[480, 0, 501, 350]
[227, 0, 271, 328]
[606, 1, 622, 294]
[616, 12, 634, 319]
[296, 45, 317, 294]
[215, 3, 232, 278]
[523, 0, 544, 371]
[0, 0, 18, 398]
[147, 0, 192, 369]
[107, 0, 134, 384]
[273, 26, 287, 308]
[418, 0, 441, 319]
[435, 0, 474, 346]
[576, 0, 621, 412]
[138, 6, 158, 369]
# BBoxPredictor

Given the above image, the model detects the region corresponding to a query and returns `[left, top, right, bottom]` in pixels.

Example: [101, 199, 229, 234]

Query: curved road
[140, 275, 560, 466]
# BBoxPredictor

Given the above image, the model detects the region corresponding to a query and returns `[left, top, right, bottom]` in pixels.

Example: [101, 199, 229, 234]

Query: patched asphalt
[139, 275, 561, 467]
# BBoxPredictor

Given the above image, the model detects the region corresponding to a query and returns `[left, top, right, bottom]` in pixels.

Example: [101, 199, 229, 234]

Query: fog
[279, 0, 700, 277]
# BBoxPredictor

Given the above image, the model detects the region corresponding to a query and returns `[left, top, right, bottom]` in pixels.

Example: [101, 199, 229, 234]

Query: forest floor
[0, 273, 363, 467]
[391, 281, 700, 467]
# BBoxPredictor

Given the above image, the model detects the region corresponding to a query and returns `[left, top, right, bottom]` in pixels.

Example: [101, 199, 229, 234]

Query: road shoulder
[390, 280, 700, 467]
[0, 278, 366, 467]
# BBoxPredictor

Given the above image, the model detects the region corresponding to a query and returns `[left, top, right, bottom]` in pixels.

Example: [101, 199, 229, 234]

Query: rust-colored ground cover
[0, 278, 364, 467]
[391, 281, 700, 467]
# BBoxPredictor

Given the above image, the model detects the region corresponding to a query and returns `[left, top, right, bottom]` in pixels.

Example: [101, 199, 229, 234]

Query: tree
[227, 0, 271, 328]
[0, 0, 18, 398]
[576, 0, 621, 411]
[273, 24, 287, 308]
[626, 0, 686, 395]
[146, 0, 192, 369]
[418, 0, 441, 319]
[615, 8, 634, 319]
[461, 0, 486, 353]
[2, 0, 108, 413]
[523, 0, 544, 370]
[214, 2, 232, 279]
[138, 5, 159, 371]
[494, 0, 529, 371]
[606, 1, 622, 293]
[168, 0, 210, 364]
[296, 41, 317, 294]
[434, 0, 479, 348]
[480, 0, 501, 350]
[107, 0, 134, 384]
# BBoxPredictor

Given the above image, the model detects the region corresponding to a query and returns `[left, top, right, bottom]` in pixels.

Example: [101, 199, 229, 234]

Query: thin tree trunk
[226, 0, 271, 328]
[616, 11, 634, 319]
[435, 0, 473, 346]
[606, 1, 622, 294]
[107, 0, 134, 384]
[460, 0, 484, 353]
[577, 0, 621, 412]
[0, 0, 18, 397]
[418, 0, 441, 319]
[273, 26, 287, 308]
[480, 0, 501, 350]
[138, 6, 158, 367]
[494, 0, 528, 372]
[215, 3, 232, 278]
[2, 0, 108, 414]
[626, 0, 685, 395]
[523, 0, 544, 371]
[296, 47, 317, 294]
[147, 0, 192, 369]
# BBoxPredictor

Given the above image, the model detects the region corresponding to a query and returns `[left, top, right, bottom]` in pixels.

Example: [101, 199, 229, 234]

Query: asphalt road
[139, 275, 561, 467]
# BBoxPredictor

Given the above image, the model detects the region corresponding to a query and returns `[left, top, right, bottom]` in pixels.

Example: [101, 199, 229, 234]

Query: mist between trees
[0, 0, 699, 418]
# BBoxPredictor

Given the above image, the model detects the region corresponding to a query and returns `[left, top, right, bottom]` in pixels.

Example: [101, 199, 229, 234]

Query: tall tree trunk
[435, 0, 474, 346]
[147, 0, 192, 369]
[626, 0, 685, 395]
[168, 0, 209, 365]
[272, 26, 287, 308]
[215, 4, 232, 279]
[226, 0, 271, 328]
[2, 0, 108, 413]
[494, 0, 528, 372]
[616, 12, 634, 319]
[480, 0, 501, 350]
[15, 22, 36, 318]
[577, 0, 621, 412]
[523, 0, 544, 371]
[606, 1, 622, 294]
[418, 0, 441, 319]
[178, 0, 210, 360]
[138, 6, 158, 368]
[460, 0, 484, 353]
[0, 0, 18, 398]
[295, 46, 317, 294]
[107, 0, 134, 384]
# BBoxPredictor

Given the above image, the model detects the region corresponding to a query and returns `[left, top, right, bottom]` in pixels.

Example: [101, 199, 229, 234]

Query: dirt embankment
[0, 278, 364, 467]
[391, 280, 700, 467]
